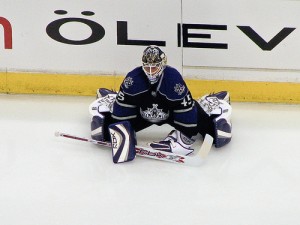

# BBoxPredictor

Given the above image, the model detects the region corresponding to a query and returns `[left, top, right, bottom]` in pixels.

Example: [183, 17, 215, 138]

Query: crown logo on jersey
[140, 104, 169, 123]
[174, 83, 185, 95]
[124, 77, 134, 88]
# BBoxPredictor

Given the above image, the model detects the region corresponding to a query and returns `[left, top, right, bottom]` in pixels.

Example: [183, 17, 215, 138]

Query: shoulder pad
[158, 66, 188, 101]
[121, 67, 150, 96]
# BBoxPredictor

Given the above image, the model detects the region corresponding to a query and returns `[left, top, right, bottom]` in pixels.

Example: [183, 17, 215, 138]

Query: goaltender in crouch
[89, 46, 232, 163]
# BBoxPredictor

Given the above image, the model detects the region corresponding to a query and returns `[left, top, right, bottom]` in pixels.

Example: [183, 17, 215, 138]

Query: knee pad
[91, 114, 106, 141]
[89, 90, 117, 141]
[213, 100, 232, 148]
[198, 94, 232, 148]
[89, 91, 117, 116]
[96, 88, 117, 99]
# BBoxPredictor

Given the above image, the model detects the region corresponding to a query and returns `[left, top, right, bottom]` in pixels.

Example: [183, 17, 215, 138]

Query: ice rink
[1, 93, 300, 225]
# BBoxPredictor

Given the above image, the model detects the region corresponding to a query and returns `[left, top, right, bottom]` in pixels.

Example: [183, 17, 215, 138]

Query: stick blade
[199, 134, 214, 158]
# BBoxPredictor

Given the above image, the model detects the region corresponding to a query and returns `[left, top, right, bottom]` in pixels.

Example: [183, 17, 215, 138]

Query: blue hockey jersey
[112, 66, 198, 135]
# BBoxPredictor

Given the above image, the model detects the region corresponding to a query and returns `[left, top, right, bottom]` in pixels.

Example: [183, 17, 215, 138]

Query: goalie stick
[54, 131, 213, 166]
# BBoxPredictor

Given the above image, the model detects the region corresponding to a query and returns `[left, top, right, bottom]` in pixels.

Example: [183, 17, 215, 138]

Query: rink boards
[0, 72, 299, 103]
[0, 0, 300, 103]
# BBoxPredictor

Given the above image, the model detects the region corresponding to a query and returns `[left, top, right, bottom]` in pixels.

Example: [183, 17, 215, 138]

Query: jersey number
[181, 94, 192, 107]
[117, 91, 125, 101]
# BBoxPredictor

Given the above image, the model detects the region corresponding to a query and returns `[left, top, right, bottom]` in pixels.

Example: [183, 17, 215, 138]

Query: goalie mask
[142, 46, 167, 84]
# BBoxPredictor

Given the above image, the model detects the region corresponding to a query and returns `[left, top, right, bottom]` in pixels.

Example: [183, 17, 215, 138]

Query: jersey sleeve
[159, 67, 198, 135]
[112, 67, 149, 121]
[172, 91, 198, 136]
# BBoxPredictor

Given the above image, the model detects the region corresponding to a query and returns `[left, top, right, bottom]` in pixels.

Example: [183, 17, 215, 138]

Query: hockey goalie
[89, 46, 232, 163]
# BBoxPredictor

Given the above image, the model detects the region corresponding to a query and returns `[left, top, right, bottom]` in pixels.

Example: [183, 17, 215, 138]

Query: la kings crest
[174, 83, 185, 96]
[140, 104, 169, 123]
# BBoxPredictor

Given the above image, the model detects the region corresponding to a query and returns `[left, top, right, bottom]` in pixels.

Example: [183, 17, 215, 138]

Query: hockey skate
[149, 130, 195, 156]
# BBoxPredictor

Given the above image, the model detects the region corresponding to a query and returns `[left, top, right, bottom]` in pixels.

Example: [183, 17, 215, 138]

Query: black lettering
[179, 23, 228, 49]
[177, 23, 181, 47]
[46, 11, 105, 45]
[237, 26, 296, 51]
[117, 21, 165, 46]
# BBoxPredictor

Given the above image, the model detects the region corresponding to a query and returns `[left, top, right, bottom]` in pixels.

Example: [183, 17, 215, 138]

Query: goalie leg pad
[213, 100, 232, 148]
[198, 91, 230, 116]
[96, 88, 117, 99]
[198, 92, 232, 148]
[91, 115, 105, 141]
[109, 121, 136, 163]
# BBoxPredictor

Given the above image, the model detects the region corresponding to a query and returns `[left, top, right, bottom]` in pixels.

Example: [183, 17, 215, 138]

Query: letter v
[237, 26, 295, 51]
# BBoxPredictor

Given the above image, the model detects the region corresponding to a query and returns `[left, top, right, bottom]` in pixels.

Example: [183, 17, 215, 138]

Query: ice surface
[0, 94, 300, 225]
